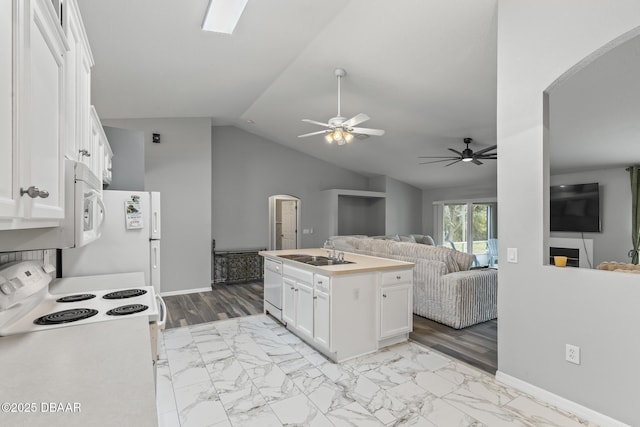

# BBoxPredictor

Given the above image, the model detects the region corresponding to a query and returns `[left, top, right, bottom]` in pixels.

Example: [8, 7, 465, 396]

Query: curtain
[630, 166, 640, 264]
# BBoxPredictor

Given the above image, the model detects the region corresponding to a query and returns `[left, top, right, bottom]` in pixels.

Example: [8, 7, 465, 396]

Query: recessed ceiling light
[202, 0, 248, 34]
[246, 119, 255, 124]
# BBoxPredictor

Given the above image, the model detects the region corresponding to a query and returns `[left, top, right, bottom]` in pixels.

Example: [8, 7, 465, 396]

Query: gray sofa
[326, 236, 497, 329]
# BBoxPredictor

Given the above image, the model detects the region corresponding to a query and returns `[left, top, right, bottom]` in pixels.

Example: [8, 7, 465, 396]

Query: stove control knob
[0, 278, 15, 295]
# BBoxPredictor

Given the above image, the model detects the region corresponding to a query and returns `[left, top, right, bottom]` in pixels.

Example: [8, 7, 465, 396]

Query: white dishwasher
[263, 258, 283, 321]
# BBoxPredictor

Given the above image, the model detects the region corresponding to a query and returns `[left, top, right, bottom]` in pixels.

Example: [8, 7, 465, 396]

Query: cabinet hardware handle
[79, 149, 91, 157]
[20, 186, 49, 199]
[318, 280, 323, 284]
[313, 296, 318, 300]
[290, 286, 294, 290]
[294, 289, 299, 292]
[396, 275, 401, 280]
[383, 294, 387, 298]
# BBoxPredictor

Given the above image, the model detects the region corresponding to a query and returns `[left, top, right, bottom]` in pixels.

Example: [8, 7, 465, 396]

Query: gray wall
[384, 177, 423, 236]
[422, 180, 497, 238]
[550, 167, 630, 266]
[337, 196, 385, 236]
[497, 2, 640, 425]
[211, 126, 369, 249]
[104, 118, 212, 293]
[103, 126, 145, 191]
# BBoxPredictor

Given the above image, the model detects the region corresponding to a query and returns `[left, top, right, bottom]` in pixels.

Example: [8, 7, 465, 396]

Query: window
[436, 200, 497, 266]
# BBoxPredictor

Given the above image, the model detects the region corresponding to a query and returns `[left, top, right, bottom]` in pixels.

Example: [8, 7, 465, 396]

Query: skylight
[202, 0, 249, 34]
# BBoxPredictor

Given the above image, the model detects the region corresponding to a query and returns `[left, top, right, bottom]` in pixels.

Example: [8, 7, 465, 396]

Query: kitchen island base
[260, 249, 414, 363]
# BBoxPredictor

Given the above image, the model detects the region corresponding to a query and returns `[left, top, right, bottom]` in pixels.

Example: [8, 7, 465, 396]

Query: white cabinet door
[0, 0, 18, 219]
[64, 0, 93, 162]
[282, 277, 296, 326]
[379, 283, 413, 339]
[296, 281, 314, 339]
[313, 291, 330, 350]
[19, 0, 67, 220]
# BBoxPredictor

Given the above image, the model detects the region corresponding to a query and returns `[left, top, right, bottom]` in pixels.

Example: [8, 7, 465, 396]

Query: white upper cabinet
[20, 0, 68, 221]
[0, 0, 17, 219]
[0, 0, 104, 231]
[63, 0, 93, 165]
[0, 0, 68, 230]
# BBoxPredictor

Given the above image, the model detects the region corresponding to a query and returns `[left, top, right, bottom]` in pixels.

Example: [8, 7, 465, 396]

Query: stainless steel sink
[277, 254, 353, 266]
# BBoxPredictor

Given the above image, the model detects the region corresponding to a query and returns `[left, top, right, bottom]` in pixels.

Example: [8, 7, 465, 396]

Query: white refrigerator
[62, 190, 162, 293]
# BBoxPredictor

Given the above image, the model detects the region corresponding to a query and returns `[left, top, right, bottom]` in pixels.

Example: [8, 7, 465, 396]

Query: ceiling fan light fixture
[344, 132, 354, 143]
[462, 157, 473, 162]
[202, 0, 248, 34]
[325, 133, 334, 143]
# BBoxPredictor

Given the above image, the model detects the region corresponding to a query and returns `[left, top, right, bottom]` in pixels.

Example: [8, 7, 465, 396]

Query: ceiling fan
[418, 138, 497, 167]
[298, 68, 385, 145]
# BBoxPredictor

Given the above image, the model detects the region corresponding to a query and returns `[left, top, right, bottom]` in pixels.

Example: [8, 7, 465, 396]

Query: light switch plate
[507, 248, 518, 263]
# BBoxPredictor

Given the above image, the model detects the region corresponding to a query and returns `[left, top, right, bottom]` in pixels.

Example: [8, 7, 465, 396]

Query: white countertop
[0, 317, 157, 427]
[260, 248, 414, 275]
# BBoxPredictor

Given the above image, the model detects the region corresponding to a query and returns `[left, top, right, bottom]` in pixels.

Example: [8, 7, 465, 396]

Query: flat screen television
[550, 183, 600, 232]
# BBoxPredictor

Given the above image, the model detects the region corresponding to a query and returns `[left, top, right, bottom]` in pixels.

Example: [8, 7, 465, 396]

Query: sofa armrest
[439, 269, 498, 329]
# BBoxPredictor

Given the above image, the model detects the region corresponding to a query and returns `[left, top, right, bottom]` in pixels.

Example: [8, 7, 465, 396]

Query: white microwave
[71, 161, 105, 247]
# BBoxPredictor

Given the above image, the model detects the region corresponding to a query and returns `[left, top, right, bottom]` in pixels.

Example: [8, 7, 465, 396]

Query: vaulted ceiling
[78, 0, 499, 190]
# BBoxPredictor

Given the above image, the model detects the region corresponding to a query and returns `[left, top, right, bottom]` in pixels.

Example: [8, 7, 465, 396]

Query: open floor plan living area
[1, 1, 639, 427]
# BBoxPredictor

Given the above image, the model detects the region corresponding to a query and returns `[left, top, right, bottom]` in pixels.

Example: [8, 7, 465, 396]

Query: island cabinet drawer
[381, 269, 412, 285]
[314, 274, 330, 294]
[283, 264, 313, 284]
[265, 258, 282, 274]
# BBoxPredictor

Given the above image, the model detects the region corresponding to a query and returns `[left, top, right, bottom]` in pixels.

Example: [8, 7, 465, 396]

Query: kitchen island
[260, 248, 414, 362]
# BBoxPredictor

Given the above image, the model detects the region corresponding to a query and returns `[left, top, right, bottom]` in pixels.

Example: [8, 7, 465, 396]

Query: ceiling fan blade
[473, 145, 497, 156]
[301, 119, 330, 127]
[448, 148, 463, 156]
[419, 158, 459, 165]
[350, 127, 385, 136]
[417, 155, 459, 159]
[343, 113, 370, 127]
[445, 159, 462, 167]
[477, 155, 497, 160]
[471, 159, 484, 165]
[298, 130, 328, 138]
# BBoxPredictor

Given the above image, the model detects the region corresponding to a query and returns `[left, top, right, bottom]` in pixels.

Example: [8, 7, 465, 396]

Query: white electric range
[0, 261, 164, 337]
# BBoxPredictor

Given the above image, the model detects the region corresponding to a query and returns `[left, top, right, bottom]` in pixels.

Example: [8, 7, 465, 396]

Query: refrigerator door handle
[155, 295, 167, 330]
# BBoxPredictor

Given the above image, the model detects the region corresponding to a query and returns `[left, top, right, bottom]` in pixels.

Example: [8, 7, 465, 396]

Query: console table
[212, 240, 265, 286]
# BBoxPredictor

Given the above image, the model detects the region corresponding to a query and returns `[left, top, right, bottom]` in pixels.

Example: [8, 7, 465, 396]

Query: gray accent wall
[103, 118, 212, 293]
[384, 177, 423, 236]
[550, 167, 630, 266]
[211, 126, 370, 250]
[103, 126, 145, 191]
[497, 2, 640, 425]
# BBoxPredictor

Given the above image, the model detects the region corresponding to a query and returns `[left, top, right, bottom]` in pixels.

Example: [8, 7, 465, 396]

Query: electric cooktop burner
[102, 289, 147, 300]
[33, 308, 99, 325]
[106, 304, 149, 316]
[56, 294, 96, 303]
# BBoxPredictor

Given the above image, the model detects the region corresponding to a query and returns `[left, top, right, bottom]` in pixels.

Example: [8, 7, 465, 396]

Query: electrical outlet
[566, 344, 580, 365]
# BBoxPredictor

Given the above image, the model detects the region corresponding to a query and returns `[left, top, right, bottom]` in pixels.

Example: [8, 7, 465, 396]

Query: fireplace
[548, 237, 594, 269]
[550, 247, 579, 267]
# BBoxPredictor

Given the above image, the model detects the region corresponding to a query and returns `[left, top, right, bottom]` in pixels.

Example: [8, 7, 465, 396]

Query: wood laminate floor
[162, 280, 497, 374]
[410, 315, 498, 374]
[163, 281, 263, 329]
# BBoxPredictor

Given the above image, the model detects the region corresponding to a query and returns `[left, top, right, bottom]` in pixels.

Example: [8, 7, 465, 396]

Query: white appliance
[264, 258, 283, 320]
[0, 262, 162, 337]
[73, 161, 106, 247]
[62, 190, 161, 293]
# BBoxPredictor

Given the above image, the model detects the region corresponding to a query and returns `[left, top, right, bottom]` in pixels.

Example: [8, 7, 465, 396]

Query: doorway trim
[268, 195, 301, 250]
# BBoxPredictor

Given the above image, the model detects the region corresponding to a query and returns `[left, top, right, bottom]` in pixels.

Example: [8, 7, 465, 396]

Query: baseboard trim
[495, 371, 631, 427]
[160, 287, 212, 297]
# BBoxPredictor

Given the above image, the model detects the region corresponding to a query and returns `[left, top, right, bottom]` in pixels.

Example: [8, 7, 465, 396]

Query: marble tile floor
[157, 315, 596, 427]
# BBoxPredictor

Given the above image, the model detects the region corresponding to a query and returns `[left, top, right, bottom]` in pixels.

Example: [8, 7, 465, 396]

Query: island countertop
[259, 248, 414, 275]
